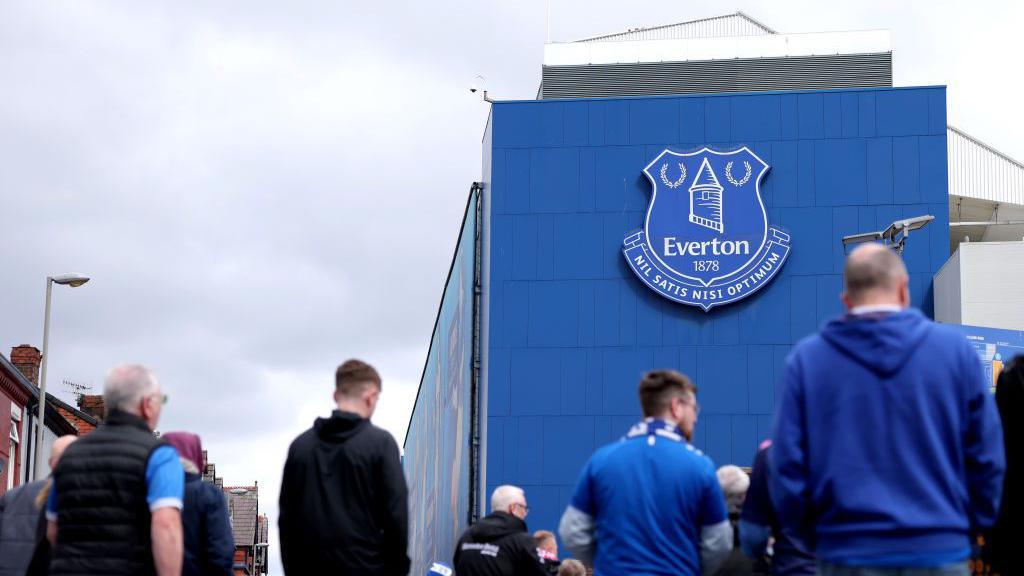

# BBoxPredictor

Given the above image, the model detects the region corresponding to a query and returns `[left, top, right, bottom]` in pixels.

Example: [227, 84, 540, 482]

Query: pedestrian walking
[987, 355, 1023, 575]
[163, 431, 234, 576]
[0, 435, 76, 576]
[771, 243, 1006, 576]
[46, 364, 184, 576]
[278, 359, 409, 575]
[559, 370, 732, 575]
[452, 485, 551, 576]
[711, 465, 754, 576]
[739, 440, 815, 576]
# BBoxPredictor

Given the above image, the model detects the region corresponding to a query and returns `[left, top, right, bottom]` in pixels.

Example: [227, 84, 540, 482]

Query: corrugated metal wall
[948, 126, 1024, 205]
[540, 53, 892, 99]
[581, 13, 775, 43]
[959, 242, 1024, 330]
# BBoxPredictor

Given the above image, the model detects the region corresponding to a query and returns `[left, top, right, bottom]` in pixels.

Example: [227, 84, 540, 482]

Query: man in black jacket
[453, 485, 552, 576]
[279, 359, 409, 575]
[0, 435, 75, 576]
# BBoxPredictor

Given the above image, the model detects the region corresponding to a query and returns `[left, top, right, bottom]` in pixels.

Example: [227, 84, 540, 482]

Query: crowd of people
[275, 243, 1018, 576]
[0, 243, 1018, 576]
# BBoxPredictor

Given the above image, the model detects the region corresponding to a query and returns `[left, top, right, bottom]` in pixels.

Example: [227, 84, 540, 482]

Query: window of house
[8, 402, 21, 490]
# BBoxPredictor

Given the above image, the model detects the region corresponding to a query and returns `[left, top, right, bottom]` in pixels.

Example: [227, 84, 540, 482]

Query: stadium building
[403, 12, 1024, 569]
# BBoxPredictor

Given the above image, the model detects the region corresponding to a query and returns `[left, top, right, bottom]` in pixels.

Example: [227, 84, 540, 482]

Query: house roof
[0, 353, 78, 436]
[576, 11, 777, 43]
[45, 393, 100, 428]
[225, 485, 259, 546]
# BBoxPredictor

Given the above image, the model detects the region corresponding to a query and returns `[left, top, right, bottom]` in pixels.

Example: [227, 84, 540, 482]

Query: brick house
[1, 346, 81, 493]
[203, 452, 268, 575]
[1, 352, 32, 495]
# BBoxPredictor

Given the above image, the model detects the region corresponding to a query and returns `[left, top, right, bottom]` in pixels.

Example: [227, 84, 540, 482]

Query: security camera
[470, 84, 478, 94]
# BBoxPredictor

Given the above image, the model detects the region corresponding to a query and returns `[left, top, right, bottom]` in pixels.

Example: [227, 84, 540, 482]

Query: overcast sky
[2, 1, 1021, 573]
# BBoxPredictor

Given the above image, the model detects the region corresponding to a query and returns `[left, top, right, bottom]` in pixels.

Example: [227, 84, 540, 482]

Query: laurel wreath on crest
[659, 162, 686, 188]
[725, 161, 752, 186]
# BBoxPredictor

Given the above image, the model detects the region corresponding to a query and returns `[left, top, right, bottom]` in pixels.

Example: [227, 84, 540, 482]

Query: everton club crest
[623, 147, 791, 311]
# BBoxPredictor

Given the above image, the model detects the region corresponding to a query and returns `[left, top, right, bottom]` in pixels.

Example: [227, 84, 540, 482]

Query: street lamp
[34, 273, 90, 478]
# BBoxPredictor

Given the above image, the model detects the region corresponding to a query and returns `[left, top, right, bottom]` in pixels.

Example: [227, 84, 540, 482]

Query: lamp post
[34, 273, 90, 478]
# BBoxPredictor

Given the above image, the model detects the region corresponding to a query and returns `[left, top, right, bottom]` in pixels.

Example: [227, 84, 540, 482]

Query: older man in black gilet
[46, 364, 184, 576]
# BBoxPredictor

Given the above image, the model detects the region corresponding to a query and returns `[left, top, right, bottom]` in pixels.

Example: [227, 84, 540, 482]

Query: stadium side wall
[482, 86, 951, 538]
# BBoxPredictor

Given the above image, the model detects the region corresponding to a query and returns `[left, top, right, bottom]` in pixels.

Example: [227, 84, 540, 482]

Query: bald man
[0, 435, 76, 576]
[770, 243, 1005, 576]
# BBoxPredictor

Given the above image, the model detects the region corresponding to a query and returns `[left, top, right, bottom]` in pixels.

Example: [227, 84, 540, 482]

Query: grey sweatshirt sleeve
[700, 519, 734, 574]
[558, 504, 596, 565]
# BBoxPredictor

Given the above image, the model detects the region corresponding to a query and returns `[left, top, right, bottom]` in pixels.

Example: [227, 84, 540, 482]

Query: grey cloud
[3, 2, 1021, 574]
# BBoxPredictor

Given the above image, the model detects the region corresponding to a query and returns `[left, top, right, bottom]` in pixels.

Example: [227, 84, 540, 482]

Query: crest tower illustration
[688, 157, 725, 233]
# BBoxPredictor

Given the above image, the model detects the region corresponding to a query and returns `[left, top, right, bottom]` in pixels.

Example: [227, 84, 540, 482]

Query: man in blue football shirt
[559, 370, 732, 575]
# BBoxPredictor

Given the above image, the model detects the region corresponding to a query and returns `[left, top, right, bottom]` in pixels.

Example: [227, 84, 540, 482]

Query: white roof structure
[545, 11, 889, 67]
[948, 126, 1024, 247]
[544, 29, 890, 67]
[577, 12, 776, 43]
[948, 125, 1024, 206]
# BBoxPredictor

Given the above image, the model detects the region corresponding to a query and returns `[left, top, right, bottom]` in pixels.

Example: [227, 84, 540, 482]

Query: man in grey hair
[46, 364, 184, 576]
[453, 485, 551, 576]
[771, 243, 1005, 576]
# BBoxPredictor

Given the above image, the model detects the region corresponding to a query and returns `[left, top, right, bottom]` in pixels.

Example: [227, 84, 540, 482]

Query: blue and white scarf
[624, 418, 685, 445]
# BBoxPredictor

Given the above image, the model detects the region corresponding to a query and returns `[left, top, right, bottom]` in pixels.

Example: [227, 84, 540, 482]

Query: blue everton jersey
[568, 423, 728, 576]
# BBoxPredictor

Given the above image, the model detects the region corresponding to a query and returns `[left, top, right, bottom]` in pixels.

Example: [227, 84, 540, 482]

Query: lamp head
[882, 215, 934, 241]
[51, 273, 90, 287]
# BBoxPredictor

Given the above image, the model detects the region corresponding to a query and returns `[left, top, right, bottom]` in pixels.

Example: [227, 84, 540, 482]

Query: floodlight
[882, 215, 934, 242]
[841, 231, 883, 246]
[839, 215, 934, 255]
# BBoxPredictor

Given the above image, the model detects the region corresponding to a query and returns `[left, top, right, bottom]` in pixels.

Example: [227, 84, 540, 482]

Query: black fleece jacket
[453, 512, 550, 576]
[279, 410, 409, 575]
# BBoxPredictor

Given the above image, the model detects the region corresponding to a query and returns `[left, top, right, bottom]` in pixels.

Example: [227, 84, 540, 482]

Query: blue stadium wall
[479, 86, 951, 540]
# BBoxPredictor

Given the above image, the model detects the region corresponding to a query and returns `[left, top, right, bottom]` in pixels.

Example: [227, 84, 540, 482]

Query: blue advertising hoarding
[403, 191, 477, 570]
[944, 323, 1024, 392]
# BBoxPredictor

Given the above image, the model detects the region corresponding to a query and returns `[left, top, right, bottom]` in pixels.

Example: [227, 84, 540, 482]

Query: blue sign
[623, 147, 791, 311]
[944, 323, 1024, 393]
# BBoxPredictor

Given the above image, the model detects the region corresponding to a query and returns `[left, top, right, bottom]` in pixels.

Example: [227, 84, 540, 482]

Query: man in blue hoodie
[770, 243, 1005, 576]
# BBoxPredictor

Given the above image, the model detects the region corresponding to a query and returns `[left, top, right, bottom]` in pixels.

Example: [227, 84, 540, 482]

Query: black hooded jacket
[279, 410, 409, 576]
[453, 512, 550, 576]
